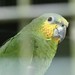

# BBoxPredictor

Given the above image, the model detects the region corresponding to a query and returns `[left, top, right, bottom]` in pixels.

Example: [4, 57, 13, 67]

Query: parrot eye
[48, 17, 52, 21]
[48, 16, 54, 23]
[61, 24, 64, 27]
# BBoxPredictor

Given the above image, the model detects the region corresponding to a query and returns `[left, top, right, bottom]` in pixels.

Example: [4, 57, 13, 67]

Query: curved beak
[53, 25, 66, 42]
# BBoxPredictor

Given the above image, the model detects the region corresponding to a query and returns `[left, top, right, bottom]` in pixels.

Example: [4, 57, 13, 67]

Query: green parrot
[0, 13, 69, 75]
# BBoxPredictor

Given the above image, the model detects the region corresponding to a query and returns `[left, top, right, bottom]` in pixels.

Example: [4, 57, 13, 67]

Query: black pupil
[62, 25, 64, 27]
[48, 17, 52, 21]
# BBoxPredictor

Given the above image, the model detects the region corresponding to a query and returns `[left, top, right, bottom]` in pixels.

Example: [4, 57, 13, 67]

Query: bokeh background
[0, 0, 75, 75]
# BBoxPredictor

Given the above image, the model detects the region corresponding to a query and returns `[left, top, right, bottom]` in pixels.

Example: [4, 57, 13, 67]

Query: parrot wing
[0, 31, 34, 75]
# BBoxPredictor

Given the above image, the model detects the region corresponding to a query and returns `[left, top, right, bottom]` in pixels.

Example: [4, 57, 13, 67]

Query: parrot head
[33, 13, 69, 43]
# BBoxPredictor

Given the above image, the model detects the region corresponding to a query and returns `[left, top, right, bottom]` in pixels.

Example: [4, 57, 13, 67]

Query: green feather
[0, 13, 68, 75]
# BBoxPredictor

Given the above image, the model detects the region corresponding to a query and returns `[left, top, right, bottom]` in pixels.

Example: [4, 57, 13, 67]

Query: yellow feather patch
[40, 20, 60, 43]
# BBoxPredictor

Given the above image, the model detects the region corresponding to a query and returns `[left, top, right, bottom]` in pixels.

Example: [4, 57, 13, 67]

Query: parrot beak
[53, 25, 66, 42]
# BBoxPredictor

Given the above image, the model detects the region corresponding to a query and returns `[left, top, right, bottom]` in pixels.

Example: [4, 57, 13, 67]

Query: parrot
[0, 13, 69, 75]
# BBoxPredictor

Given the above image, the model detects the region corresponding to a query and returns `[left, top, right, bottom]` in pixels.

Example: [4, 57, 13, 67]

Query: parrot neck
[32, 33, 58, 61]
[31, 35, 58, 75]
[46, 39, 58, 58]
[51, 37, 60, 44]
